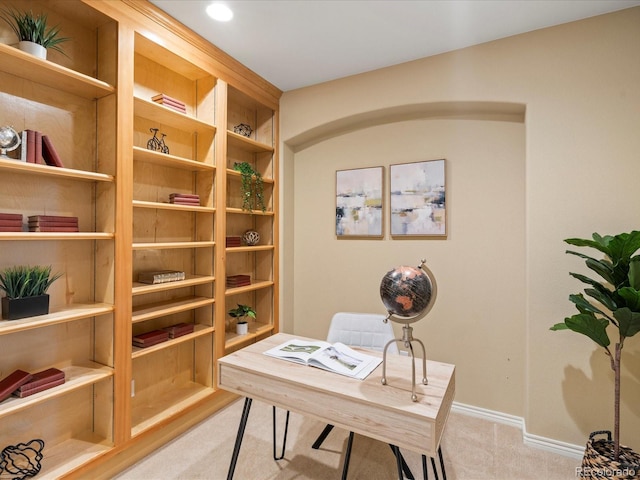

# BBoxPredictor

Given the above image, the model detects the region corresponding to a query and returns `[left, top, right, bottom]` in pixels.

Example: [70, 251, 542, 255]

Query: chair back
[326, 312, 399, 354]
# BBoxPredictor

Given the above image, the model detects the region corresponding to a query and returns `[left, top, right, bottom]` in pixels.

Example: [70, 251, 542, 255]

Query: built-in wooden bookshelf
[0, 0, 280, 477]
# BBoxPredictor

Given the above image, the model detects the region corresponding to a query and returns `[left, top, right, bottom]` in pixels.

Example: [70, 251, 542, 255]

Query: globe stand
[379, 259, 437, 403]
[381, 321, 428, 402]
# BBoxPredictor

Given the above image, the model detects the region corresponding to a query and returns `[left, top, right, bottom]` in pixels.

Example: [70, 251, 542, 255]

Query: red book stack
[28, 215, 78, 232]
[133, 329, 170, 348]
[151, 93, 187, 114]
[226, 236, 242, 247]
[13, 367, 65, 398]
[169, 193, 200, 206]
[0, 370, 32, 402]
[226, 275, 251, 288]
[0, 213, 23, 232]
[162, 322, 195, 339]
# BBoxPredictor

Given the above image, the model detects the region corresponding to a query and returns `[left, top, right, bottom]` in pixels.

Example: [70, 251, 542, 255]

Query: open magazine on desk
[263, 338, 382, 380]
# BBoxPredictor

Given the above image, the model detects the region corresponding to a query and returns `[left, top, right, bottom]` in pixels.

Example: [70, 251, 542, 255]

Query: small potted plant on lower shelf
[228, 303, 256, 335]
[0, 265, 62, 320]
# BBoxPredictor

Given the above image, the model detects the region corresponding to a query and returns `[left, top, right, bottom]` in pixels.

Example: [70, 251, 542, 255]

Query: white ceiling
[150, 0, 640, 92]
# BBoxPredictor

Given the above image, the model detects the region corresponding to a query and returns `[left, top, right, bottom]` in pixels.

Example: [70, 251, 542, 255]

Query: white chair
[312, 312, 414, 479]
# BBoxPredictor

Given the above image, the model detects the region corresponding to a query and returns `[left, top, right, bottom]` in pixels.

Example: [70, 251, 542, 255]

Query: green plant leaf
[569, 293, 606, 316]
[563, 313, 611, 348]
[613, 308, 640, 338]
[629, 257, 640, 290]
[550, 322, 569, 331]
[583, 287, 617, 312]
[618, 287, 640, 311]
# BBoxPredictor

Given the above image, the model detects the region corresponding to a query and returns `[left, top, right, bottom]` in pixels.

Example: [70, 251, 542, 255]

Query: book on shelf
[162, 322, 195, 339]
[0, 213, 22, 221]
[13, 377, 66, 398]
[41, 135, 64, 167]
[0, 219, 23, 227]
[28, 220, 78, 227]
[226, 274, 251, 287]
[29, 226, 79, 232]
[34, 130, 44, 164]
[15, 368, 64, 392]
[0, 226, 23, 232]
[263, 339, 383, 380]
[28, 215, 78, 223]
[138, 270, 186, 284]
[0, 370, 33, 402]
[151, 93, 186, 106]
[169, 193, 199, 199]
[133, 329, 170, 348]
[226, 236, 242, 247]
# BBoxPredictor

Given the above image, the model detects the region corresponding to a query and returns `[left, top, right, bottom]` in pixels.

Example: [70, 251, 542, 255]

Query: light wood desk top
[218, 333, 455, 457]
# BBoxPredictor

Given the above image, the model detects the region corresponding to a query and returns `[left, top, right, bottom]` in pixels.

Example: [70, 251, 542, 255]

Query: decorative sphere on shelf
[242, 230, 260, 246]
[379, 262, 436, 324]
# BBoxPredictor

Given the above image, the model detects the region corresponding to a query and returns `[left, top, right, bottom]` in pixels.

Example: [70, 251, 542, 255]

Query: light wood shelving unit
[0, 0, 280, 477]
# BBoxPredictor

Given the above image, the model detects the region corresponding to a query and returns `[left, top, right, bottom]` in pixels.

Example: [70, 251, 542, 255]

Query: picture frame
[389, 159, 446, 237]
[336, 166, 384, 238]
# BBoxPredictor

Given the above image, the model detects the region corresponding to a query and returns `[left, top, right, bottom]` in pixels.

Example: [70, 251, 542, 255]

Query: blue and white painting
[390, 159, 446, 236]
[336, 167, 383, 237]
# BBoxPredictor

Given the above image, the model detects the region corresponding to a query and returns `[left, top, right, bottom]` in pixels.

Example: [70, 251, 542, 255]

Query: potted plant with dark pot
[551, 231, 640, 479]
[0, 7, 69, 60]
[228, 303, 256, 335]
[0, 265, 62, 320]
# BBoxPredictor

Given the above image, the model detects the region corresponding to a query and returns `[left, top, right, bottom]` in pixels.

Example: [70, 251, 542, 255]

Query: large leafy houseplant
[0, 7, 70, 55]
[551, 231, 640, 461]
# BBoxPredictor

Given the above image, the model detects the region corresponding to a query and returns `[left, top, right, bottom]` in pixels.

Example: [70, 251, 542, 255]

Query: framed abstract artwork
[390, 159, 446, 237]
[336, 166, 384, 238]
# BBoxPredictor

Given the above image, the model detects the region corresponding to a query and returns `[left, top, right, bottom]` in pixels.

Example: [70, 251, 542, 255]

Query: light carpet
[114, 399, 580, 479]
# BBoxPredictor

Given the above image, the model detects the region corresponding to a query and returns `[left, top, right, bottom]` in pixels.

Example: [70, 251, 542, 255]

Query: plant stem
[614, 342, 621, 460]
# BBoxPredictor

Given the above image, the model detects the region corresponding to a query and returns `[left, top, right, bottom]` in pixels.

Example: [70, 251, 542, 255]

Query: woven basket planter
[581, 431, 640, 479]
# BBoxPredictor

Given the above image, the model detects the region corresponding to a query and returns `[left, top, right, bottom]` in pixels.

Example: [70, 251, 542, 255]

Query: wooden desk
[218, 333, 455, 478]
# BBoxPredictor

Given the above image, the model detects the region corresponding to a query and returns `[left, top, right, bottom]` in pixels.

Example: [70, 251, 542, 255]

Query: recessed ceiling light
[206, 3, 233, 22]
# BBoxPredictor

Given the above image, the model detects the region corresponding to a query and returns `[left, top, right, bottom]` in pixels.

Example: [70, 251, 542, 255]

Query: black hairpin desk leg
[227, 397, 252, 480]
[272, 407, 290, 460]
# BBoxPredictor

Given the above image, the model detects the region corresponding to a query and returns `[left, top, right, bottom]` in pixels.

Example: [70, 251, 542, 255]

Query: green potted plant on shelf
[0, 7, 70, 59]
[228, 303, 256, 335]
[551, 231, 640, 478]
[0, 265, 62, 320]
[233, 162, 266, 213]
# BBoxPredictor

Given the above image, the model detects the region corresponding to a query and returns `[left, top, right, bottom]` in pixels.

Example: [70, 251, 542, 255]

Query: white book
[264, 338, 382, 380]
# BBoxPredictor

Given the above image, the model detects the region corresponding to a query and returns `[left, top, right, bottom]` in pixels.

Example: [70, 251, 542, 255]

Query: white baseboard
[451, 402, 584, 460]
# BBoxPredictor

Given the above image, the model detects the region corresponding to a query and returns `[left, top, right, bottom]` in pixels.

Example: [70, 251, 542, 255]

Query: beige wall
[279, 7, 640, 449]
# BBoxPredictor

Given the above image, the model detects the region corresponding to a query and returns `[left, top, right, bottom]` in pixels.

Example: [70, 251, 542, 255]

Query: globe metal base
[381, 323, 428, 402]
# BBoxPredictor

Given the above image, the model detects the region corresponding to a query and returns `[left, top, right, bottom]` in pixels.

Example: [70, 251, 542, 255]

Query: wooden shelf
[132, 241, 215, 250]
[0, 363, 114, 419]
[131, 381, 214, 437]
[227, 130, 274, 153]
[132, 275, 216, 296]
[35, 435, 112, 479]
[227, 168, 275, 184]
[0, 232, 114, 241]
[132, 296, 215, 323]
[0, 157, 114, 182]
[226, 207, 275, 216]
[225, 280, 274, 296]
[131, 324, 214, 358]
[0, 43, 115, 99]
[226, 245, 274, 253]
[225, 321, 274, 350]
[133, 146, 215, 171]
[136, 33, 211, 81]
[134, 97, 216, 135]
[0, 303, 114, 335]
[132, 199, 214, 213]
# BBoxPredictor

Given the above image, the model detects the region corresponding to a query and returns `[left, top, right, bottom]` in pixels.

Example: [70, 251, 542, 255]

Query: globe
[379, 262, 436, 324]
